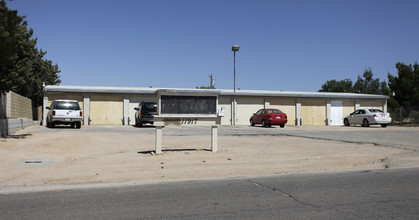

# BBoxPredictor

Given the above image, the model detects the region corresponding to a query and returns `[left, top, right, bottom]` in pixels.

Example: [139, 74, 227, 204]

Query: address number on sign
[181, 118, 198, 124]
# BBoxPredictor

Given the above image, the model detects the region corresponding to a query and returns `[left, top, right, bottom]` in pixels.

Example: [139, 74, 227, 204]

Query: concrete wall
[34, 106, 43, 121]
[0, 91, 33, 119]
[0, 119, 34, 137]
[360, 100, 384, 110]
[0, 92, 6, 119]
[0, 91, 34, 137]
[218, 96, 232, 125]
[10, 92, 32, 119]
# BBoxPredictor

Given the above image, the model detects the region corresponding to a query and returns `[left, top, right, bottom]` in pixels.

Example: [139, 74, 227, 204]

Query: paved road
[1, 168, 419, 219]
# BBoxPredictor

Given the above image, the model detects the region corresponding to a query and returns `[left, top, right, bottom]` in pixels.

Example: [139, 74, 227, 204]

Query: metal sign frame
[153, 89, 221, 154]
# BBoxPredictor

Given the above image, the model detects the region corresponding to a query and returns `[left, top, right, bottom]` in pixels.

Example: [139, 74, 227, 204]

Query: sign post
[211, 125, 217, 152]
[155, 126, 163, 154]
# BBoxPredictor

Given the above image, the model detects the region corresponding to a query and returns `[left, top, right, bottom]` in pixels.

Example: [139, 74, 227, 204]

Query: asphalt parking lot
[216, 125, 419, 151]
[61, 124, 419, 151]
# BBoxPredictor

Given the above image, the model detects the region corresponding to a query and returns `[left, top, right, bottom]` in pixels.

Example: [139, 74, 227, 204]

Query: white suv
[46, 100, 83, 128]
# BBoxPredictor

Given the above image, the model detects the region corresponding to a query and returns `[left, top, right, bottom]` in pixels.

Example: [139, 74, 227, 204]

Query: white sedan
[344, 109, 391, 127]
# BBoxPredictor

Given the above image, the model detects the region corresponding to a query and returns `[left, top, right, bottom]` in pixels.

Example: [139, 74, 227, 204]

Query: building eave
[44, 85, 389, 99]
[219, 89, 389, 99]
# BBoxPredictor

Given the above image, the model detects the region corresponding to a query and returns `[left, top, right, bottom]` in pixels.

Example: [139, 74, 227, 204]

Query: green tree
[353, 68, 389, 95]
[0, 0, 20, 67]
[318, 79, 353, 92]
[0, 0, 60, 107]
[319, 68, 390, 96]
[388, 62, 419, 107]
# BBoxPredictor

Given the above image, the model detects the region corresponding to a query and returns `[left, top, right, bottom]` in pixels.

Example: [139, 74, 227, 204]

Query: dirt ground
[0, 125, 414, 193]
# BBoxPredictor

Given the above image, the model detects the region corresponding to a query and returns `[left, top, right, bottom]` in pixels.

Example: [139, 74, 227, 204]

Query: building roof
[219, 89, 389, 99]
[45, 85, 389, 100]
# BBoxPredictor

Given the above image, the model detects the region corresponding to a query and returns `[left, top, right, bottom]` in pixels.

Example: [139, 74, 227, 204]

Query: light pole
[232, 45, 240, 93]
[232, 45, 240, 125]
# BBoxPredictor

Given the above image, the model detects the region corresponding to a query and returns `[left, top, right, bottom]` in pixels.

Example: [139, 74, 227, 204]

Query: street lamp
[232, 45, 240, 93]
[232, 45, 239, 125]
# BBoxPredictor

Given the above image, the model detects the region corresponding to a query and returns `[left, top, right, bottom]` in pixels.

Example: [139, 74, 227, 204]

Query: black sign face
[161, 95, 217, 114]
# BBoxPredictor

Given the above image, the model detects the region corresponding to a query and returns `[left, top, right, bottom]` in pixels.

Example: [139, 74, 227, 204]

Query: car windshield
[267, 109, 282, 114]
[55, 102, 80, 110]
[143, 103, 157, 111]
[369, 109, 383, 113]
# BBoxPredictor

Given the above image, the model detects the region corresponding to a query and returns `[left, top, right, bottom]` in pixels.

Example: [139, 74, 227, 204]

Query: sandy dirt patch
[0, 125, 411, 191]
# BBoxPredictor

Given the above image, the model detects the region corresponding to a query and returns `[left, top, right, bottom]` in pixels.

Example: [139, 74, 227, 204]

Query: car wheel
[280, 124, 285, 128]
[267, 124, 272, 127]
[381, 124, 388, 128]
[262, 120, 266, 127]
[362, 119, 370, 127]
[250, 119, 255, 126]
[76, 122, 81, 129]
[344, 118, 350, 126]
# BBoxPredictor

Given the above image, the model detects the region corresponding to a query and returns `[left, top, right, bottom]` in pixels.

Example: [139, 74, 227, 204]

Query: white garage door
[330, 100, 343, 125]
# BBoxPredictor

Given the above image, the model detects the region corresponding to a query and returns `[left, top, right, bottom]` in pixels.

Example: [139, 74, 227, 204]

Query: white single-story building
[43, 85, 389, 126]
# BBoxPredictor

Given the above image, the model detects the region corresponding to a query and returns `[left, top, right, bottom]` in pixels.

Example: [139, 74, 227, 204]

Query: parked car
[344, 108, 391, 127]
[46, 99, 82, 128]
[134, 101, 157, 127]
[250, 108, 288, 128]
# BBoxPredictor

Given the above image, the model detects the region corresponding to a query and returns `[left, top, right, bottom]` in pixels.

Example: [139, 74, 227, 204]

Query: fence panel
[388, 106, 419, 126]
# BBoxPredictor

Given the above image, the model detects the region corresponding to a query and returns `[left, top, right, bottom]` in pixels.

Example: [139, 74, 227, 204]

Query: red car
[250, 108, 288, 128]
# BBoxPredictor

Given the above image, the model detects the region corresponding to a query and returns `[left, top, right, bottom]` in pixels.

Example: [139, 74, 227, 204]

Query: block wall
[9, 91, 33, 119]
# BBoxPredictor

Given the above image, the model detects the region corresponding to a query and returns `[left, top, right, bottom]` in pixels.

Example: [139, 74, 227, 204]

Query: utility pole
[232, 45, 240, 125]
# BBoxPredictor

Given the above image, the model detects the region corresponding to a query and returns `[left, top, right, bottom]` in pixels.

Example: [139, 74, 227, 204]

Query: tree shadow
[132, 125, 156, 129]
[137, 148, 211, 155]
[47, 126, 80, 129]
[3, 133, 32, 139]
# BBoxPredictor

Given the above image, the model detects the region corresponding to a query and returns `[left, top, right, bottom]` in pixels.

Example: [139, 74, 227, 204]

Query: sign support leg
[155, 126, 163, 154]
[211, 125, 218, 152]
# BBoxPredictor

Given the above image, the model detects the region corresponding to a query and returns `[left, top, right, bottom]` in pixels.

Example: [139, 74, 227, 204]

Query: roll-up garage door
[90, 95, 123, 125]
[301, 99, 326, 125]
[270, 98, 296, 125]
[236, 97, 264, 125]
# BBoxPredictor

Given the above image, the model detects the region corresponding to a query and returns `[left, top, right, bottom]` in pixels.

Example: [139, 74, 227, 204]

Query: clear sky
[7, 0, 419, 92]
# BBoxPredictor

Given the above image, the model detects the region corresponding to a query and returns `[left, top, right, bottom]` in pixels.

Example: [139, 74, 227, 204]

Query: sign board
[161, 95, 217, 115]
[152, 89, 221, 154]
[154, 89, 221, 127]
